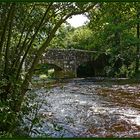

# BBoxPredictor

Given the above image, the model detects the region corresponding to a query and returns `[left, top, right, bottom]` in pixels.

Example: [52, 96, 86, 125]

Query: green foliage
[0, 2, 93, 137]
[0, 88, 45, 138]
[0, 3, 96, 137]
[0, 100, 19, 137]
[34, 64, 49, 75]
[19, 91, 45, 137]
[50, 25, 94, 50]
[67, 26, 94, 50]
[47, 69, 54, 78]
[49, 24, 74, 49]
[87, 2, 140, 78]
[50, 2, 139, 78]
[0, 1, 140, 138]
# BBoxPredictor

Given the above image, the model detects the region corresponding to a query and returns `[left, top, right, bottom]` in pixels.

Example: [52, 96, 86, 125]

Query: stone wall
[40, 49, 96, 78]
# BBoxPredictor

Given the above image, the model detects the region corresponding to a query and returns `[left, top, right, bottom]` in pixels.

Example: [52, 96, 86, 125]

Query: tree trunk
[14, 3, 96, 112]
[135, 10, 140, 74]
[4, 4, 15, 74]
[0, 3, 15, 62]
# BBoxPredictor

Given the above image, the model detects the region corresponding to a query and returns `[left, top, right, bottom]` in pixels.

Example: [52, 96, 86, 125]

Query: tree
[87, 2, 140, 77]
[49, 24, 75, 49]
[66, 26, 94, 50]
[50, 25, 94, 50]
[0, 2, 97, 134]
[135, 3, 140, 75]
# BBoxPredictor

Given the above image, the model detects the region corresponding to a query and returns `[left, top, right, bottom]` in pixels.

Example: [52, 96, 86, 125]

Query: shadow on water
[31, 78, 140, 138]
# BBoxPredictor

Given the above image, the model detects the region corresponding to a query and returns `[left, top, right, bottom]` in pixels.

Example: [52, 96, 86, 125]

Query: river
[29, 78, 140, 138]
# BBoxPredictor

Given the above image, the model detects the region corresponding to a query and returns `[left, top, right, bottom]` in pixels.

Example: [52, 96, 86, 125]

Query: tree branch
[16, 2, 53, 81]
[18, 3, 96, 111]
[4, 3, 15, 74]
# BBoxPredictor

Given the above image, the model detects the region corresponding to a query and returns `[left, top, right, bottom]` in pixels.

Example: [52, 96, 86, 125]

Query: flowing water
[31, 78, 140, 138]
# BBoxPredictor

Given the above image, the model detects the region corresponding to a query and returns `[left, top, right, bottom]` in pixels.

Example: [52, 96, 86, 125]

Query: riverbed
[30, 78, 140, 138]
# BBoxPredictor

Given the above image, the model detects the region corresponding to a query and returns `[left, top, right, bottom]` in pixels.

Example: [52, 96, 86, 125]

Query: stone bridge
[38, 49, 104, 78]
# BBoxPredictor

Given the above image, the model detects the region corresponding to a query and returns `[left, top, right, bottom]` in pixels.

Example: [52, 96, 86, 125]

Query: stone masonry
[39, 49, 97, 78]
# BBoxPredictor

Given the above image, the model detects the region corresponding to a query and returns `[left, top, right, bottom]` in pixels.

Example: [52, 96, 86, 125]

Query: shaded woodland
[0, 2, 139, 138]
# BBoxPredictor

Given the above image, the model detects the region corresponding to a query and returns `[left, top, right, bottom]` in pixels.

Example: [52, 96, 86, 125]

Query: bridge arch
[34, 63, 63, 78]
[76, 61, 95, 78]
[39, 49, 108, 78]
[76, 53, 109, 78]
